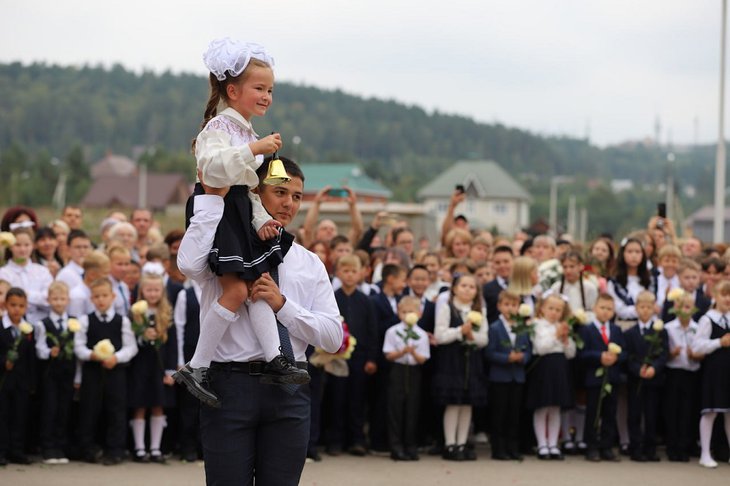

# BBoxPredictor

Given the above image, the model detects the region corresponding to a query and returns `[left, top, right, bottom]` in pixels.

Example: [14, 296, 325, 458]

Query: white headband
[203, 38, 274, 81]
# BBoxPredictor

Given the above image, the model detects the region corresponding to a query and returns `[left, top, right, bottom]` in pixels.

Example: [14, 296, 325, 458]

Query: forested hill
[0, 62, 715, 213]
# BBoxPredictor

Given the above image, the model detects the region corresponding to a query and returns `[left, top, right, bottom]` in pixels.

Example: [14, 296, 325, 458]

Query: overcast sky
[0, 0, 724, 146]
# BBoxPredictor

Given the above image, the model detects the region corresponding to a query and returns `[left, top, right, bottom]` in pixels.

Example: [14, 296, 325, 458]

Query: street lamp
[714, 0, 727, 243]
[549, 175, 574, 237]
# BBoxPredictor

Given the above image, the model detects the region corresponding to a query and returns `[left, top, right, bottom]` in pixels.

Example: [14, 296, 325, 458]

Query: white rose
[67, 318, 81, 333]
[0, 231, 16, 247]
[93, 339, 116, 360]
[518, 303, 532, 317]
[652, 320, 664, 332]
[18, 321, 33, 335]
[131, 300, 149, 315]
[608, 342, 622, 355]
[404, 312, 419, 327]
[467, 311, 483, 325]
[667, 288, 685, 302]
[573, 308, 588, 324]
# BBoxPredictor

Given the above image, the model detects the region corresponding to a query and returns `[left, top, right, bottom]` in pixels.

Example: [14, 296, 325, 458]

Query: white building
[417, 160, 531, 236]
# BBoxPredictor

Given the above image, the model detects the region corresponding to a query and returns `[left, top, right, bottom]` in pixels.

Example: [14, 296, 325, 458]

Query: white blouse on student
[434, 300, 488, 347]
[0, 260, 52, 324]
[531, 318, 576, 358]
[194, 106, 270, 231]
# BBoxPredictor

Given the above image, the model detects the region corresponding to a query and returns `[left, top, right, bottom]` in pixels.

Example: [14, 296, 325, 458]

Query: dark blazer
[166, 279, 184, 309]
[578, 322, 626, 387]
[418, 299, 436, 334]
[485, 318, 532, 384]
[483, 279, 507, 324]
[660, 289, 711, 322]
[623, 323, 669, 387]
[0, 325, 36, 392]
[369, 292, 401, 365]
[335, 288, 378, 363]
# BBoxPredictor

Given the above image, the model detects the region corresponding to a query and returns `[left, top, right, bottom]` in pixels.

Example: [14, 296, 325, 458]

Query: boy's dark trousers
[584, 385, 617, 452]
[627, 378, 660, 457]
[489, 382, 523, 457]
[0, 379, 30, 459]
[326, 358, 368, 450]
[387, 363, 421, 454]
[39, 359, 75, 454]
[664, 368, 696, 457]
[178, 385, 201, 457]
[78, 363, 126, 459]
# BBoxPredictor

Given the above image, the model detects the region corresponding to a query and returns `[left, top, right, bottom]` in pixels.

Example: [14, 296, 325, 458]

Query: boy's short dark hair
[596, 293, 615, 303]
[329, 235, 350, 251]
[497, 290, 520, 304]
[67, 229, 89, 246]
[381, 264, 406, 282]
[89, 278, 113, 292]
[493, 245, 513, 257]
[702, 257, 726, 272]
[257, 155, 305, 184]
[6, 287, 27, 301]
[407, 264, 429, 279]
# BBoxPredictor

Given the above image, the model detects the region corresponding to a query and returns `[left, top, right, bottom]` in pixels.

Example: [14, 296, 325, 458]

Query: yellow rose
[18, 321, 33, 335]
[404, 312, 419, 327]
[652, 320, 664, 332]
[467, 311, 483, 325]
[0, 231, 16, 247]
[608, 342, 622, 355]
[93, 339, 116, 360]
[667, 288, 685, 302]
[131, 300, 149, 315]
[573, 308, 588, 324]
[518, 303, 532, 317]
[67, 318, 81, 333]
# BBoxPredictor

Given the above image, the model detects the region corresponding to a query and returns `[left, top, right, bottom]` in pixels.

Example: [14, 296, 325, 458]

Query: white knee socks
[190, 301, 239, 369]
[130, 418, 145, 451]
[248, 299, 281, 361]
[547, 406, 561, 448]
[150, 415, 167, 452]
[444, 406, 459, 446]
[456, 405, 472, 446]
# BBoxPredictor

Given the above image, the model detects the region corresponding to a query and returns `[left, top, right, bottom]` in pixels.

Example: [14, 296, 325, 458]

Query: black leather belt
[210, 360, 308, 375]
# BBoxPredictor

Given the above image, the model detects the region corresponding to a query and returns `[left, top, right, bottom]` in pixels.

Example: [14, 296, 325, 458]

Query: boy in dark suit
[482, 245, 514, 323]
[328, 255, 377, 456]
[579, 293, 626, 462]
[485, 290, 532, 460]
[368, 263, 406, 452]
[73, 278, 138, 465]
[624, 291, 668, 462]
[0, 288, 35, 465]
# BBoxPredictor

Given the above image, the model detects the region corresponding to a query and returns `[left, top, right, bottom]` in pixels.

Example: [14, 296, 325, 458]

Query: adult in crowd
[178, 157, 342, 485]
[300, 185, 363, 248]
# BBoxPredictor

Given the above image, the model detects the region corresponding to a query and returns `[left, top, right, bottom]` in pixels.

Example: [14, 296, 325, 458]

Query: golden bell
[262, 158, 291, 186]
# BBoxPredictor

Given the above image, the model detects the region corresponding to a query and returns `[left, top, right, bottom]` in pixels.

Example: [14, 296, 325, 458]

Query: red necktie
[600, 324, 609, 346]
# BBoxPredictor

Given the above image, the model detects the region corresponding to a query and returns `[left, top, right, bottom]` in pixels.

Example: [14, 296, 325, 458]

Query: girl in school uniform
[606, 236, 654, 454]
[692, 280, 730, 468]
[128, 273, 178, 463]
[526, 292, 576, 460]
[433, 274, 488, 461]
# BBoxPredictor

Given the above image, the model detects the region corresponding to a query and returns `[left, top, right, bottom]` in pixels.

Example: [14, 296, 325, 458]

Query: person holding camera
[301, 185, 364, 248]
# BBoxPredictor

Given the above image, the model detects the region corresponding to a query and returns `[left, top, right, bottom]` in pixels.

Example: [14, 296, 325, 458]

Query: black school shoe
[260, 355, 311, 385]
[173, 363, 221, 408]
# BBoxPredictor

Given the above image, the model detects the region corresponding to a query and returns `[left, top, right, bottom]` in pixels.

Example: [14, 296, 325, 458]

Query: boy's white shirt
[383, 322, 431, 365]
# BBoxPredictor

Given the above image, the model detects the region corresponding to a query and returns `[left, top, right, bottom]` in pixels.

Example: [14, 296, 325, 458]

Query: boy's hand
[250, 273, 285, 312]
[364, 361, 377, 375]
[257, 219, 282, 241]
[102, 355, 118, 369]
[249, 133, 282, 156]
[50, 346, 60, 358]
[508, 350, 523, 363]
[600, 351, 617, 367]
[643, 366, 656, 379]
[5, 360, 12, 371]
[163, 375, 175, 386]
[670, 346, 681, 358]
[427, 332, 437, 346]
[689, 350, 704, 361]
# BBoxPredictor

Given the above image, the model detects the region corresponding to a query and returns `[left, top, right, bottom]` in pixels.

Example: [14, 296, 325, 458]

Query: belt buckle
[248, 362, 264, 376]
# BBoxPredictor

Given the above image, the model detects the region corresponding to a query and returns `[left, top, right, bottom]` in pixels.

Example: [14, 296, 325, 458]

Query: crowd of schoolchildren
[0, 189, 729, 470]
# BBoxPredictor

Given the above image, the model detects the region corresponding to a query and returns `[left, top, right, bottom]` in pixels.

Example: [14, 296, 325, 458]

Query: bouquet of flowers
[594, 342, 622, 430]
[46, 318, 81, 360]
[538, 258, 563, 291]
[510, 303, 534, 339]
[637, 320, 665, 394]
[309, 317, 357, 377]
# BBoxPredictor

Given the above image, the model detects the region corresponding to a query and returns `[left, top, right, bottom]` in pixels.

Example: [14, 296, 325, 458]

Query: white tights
[443, 405, 472, 446]
[699, 411, 730, 461]
[533, 406, 561, 449]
